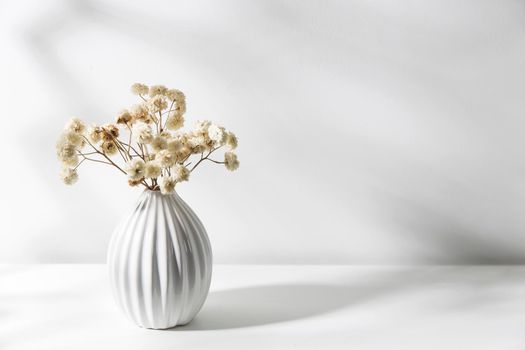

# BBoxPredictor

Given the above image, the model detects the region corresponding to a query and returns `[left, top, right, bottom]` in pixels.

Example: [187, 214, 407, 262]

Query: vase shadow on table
[175, 283, 359, 331]
[172, 266, 523, 331]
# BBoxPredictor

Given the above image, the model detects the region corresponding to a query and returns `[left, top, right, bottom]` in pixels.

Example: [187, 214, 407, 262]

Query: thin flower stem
[161, 105, 175, 116]
[181, 153, 192, 165]
[137, 142, 149, 160]
[161, 101, 176, 130]
[126, 125, 132, 154]
[73, 158, 87, 170]
[143, 143, 150, 159]
[190, 146, 222, 172]
[119, 141, 143, 159]
[115, 138, 133, 162]
[81, 136, 128, 175]
[139, 95, 159, 126]
[114, 140, 129, 162]
[78, 153, 112, 166]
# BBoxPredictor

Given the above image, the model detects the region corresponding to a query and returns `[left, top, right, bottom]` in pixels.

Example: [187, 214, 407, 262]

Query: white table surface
[1, 264, 525, 350]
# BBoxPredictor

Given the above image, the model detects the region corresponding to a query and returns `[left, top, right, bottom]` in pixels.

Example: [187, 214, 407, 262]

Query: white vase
[107, 189, 213, 329]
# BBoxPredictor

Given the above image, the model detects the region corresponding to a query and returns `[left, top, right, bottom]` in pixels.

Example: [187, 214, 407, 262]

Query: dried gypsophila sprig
[56, 83, 239, 194]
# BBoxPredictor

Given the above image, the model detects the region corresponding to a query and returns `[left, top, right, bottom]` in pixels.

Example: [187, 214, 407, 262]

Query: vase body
[107, 190, 212, 329]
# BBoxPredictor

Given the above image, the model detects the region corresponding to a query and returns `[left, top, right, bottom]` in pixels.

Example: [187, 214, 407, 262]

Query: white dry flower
[59, 131, 84, 148]
[149, 85, 168, 97]
[224, 152, 239, 171]
[60, 167, 78, 185]
[88, 125, 103, 143]
[207, 124, 226, 145]
[131, 104, 153, 124]
[132, 122, 153, 144]
[159, 131, 172, 139]
[176, 146, 192, 160]
[176, 100, 186, 115]
[102, 124, 120, 140]
[64, 117, 86, 135]
[188, 134, 206, 147]
[176, 133, 190, 144]
[56, 132, 83, 166]
[61, 155, 79, 168]
[165, 112, 184, 130]
[116, 109, 134, 125]
[56, 143, 79, 167]
[156, 150, 176, 167]
[225, 131, 238, 150]
[56, 83, 239, 190]
[167, 139, 183, 153]
[194, 120, 211, 135]
[56, 139, 75, 155]
[173, 164, 190, 182]
[144, 161, 162, 178]
[128, 179, 142, 187]
[101, 141, 118, 155]
[131, 83, 149, 96]
[150, 135, 168, 152]
[166, 89, 186, 114]
[147, 95, 168, 114]
[126, 158, 146, 181]
[187, 134, 208, 153]
[165, 89, 184, 102]
[159, 176, 176, 194]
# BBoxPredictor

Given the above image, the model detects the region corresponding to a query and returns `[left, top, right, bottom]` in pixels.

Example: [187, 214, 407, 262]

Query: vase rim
[143, 189, 177, 196]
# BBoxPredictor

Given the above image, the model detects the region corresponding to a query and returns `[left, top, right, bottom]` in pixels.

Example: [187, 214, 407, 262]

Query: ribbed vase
[107, 190, 212, 329]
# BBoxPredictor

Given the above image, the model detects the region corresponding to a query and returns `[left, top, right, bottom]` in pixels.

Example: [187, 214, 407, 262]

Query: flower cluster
[56, 83, 239, 194]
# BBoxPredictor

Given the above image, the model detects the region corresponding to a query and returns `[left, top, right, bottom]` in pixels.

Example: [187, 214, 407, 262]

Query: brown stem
[190, 151, 208, 172]
[162, 101, 176, 130]
[114, 139, 129, 162]
[126, 125, 133, 154]
[73, 158, 86, 170]
[138, 143, 147, 160]
[141, 179, 151, 189]
[81, 136, 127, 175]
[119, 140, 144, 160]
[78, 153, 112, 166]
[190, 146, 222, 172]
[80, 136, 150, 190]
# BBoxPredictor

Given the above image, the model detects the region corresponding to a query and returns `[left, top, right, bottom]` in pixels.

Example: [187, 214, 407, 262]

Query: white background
[2, 0, 525, 264]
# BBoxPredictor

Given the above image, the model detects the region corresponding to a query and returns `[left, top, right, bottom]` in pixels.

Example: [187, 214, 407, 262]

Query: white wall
[2, 0, 525, 264]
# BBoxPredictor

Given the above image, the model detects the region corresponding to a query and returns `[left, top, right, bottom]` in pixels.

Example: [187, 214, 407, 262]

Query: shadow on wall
[22, 0, 275, 111]
[18, 0, 525, 264]
[381, 192, 525, 264]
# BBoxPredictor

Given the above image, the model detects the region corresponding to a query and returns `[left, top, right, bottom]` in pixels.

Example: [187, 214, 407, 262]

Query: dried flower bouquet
[56, 83, 239, 194]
